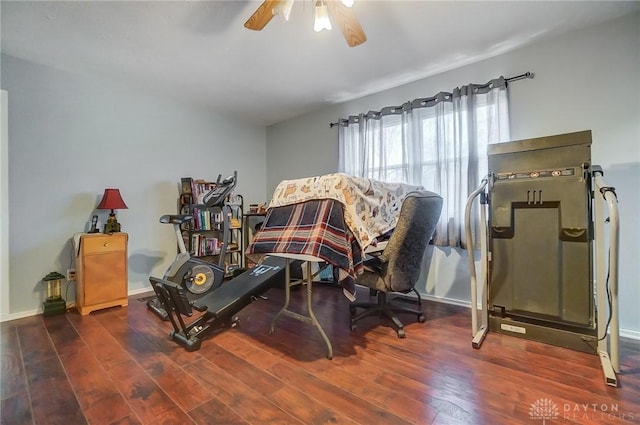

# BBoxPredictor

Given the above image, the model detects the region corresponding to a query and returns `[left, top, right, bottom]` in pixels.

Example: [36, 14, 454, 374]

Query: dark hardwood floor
[2, 283, 639, 425]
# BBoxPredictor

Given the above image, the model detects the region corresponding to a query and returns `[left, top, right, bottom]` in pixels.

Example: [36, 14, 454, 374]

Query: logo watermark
[529, 398, 638, 423]
[529, 398, 559, 424]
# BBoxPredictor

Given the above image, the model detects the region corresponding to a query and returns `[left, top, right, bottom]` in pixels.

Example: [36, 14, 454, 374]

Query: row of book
[190, 234, 223, 257]
[180, 178, 213, 206]
[190, 179, 217, 205]
[192, 207, 224, 231]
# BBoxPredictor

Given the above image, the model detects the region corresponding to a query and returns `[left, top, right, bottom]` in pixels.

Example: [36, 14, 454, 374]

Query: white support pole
[174, 222, 188, 255]
[465, 178, 489, 348]
[593, 168, 619, 386]
[477, 195, 489, 342]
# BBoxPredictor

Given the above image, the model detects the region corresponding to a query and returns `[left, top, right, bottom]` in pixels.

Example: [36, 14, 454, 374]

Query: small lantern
[42, 272, 67, 316]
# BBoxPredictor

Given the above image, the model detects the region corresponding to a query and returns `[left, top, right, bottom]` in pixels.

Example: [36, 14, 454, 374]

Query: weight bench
[150, 256, 286, 351]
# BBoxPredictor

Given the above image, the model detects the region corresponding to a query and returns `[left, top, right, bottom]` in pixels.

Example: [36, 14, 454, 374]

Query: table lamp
[42, 271, 66, 316]
[97, 188, 128, 233]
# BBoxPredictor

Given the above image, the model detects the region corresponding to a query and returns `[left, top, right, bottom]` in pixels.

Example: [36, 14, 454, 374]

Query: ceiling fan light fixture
[274, 0, 295, 22]
[245, 0, 366, 47]
[314, 0, 332, 32]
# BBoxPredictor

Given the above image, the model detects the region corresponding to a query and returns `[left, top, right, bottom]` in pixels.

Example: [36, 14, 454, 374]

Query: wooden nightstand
[76, 232, 128, 315]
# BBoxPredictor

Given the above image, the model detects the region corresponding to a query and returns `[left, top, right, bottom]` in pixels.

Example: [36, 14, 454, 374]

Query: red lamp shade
[97, 189, 128, 211]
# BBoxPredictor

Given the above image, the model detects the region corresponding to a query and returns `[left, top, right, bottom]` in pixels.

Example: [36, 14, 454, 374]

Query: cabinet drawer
[82, 235, 126, 254]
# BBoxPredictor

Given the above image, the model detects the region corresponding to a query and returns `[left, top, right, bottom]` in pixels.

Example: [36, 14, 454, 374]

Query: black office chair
[349, 190, 443, 338]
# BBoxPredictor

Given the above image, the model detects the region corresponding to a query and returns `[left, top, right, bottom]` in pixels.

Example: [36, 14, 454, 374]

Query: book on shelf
[180, 176, 243, 266]
[190, 233, 222, 257]
[192, 208, 225, 231]
[186, 178, 215, 205]
[180, 177, 193, 206]
[181, 177, 192, 195]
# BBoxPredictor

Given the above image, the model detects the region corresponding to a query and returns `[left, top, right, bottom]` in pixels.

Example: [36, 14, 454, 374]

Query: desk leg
[304, 261, 333, 359]
[270, 258, 292, 333]
[269, 259, 333, 360]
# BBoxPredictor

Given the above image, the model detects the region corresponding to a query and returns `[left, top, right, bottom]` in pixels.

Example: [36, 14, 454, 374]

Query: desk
[268, 253, 333, 359]
[247, 174, 420, 358]
[246, 199, 358, 359]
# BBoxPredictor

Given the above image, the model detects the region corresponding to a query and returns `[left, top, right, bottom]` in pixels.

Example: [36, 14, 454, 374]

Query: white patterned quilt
[269, 173, 423, 249]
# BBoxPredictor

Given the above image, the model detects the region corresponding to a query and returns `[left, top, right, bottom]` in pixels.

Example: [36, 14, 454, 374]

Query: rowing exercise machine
[150, 256, 286, 351]
[147, 172, 237, 320]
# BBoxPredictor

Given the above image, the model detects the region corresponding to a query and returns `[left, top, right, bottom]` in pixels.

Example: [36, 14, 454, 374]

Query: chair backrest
[379, 190, 443, 292]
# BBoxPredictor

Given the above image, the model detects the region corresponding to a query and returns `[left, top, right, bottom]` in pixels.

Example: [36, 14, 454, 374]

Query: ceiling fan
[244, 0, 367, 47]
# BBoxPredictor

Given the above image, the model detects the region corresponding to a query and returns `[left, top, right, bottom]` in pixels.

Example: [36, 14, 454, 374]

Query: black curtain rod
[329, 71, 534, 128]
[505, 71, 534, 83]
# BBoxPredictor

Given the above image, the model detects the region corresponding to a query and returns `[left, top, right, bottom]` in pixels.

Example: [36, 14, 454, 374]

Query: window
[339, 80, 510, 247]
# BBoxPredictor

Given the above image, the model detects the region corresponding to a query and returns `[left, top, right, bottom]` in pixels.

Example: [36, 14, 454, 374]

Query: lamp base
[104, 213, 121, 233]
[104, 222, 121, 233]
[43, 298, 66, 316]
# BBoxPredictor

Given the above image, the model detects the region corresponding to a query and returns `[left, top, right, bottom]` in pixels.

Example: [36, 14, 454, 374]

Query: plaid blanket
[245, 199, 363, 284]
[269, 173, 423, 249]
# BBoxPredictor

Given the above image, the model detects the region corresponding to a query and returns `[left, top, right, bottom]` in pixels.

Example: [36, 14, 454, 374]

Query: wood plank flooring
[2, 283, 639, 425]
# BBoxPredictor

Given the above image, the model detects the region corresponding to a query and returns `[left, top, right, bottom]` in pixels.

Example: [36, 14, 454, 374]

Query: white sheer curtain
[339, 77, 510, 248]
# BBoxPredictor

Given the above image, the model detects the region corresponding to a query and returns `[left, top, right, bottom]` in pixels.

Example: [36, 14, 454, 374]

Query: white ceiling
[2, 1, 638, 126]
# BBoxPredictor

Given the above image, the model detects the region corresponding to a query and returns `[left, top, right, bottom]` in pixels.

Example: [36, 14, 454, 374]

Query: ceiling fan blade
[326, 1, 367, 47]
[244, 0, 283, 31]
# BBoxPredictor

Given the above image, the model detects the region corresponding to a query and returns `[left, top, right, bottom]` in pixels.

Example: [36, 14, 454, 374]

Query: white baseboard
[620, 328, 640, 341]
[0, 308, 41, 323]
[420, 293, 474, 309]
[128, 287, 154, 297]
[3, 292, 640, 342]
[0, 287, 154, 323]
[419, 293, 640, 342]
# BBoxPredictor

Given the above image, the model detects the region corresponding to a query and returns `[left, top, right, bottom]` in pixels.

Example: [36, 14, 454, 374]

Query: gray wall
[266, 13, 640, 337]
[1, 54, 268, 318]
[1, 91, 8, 316]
